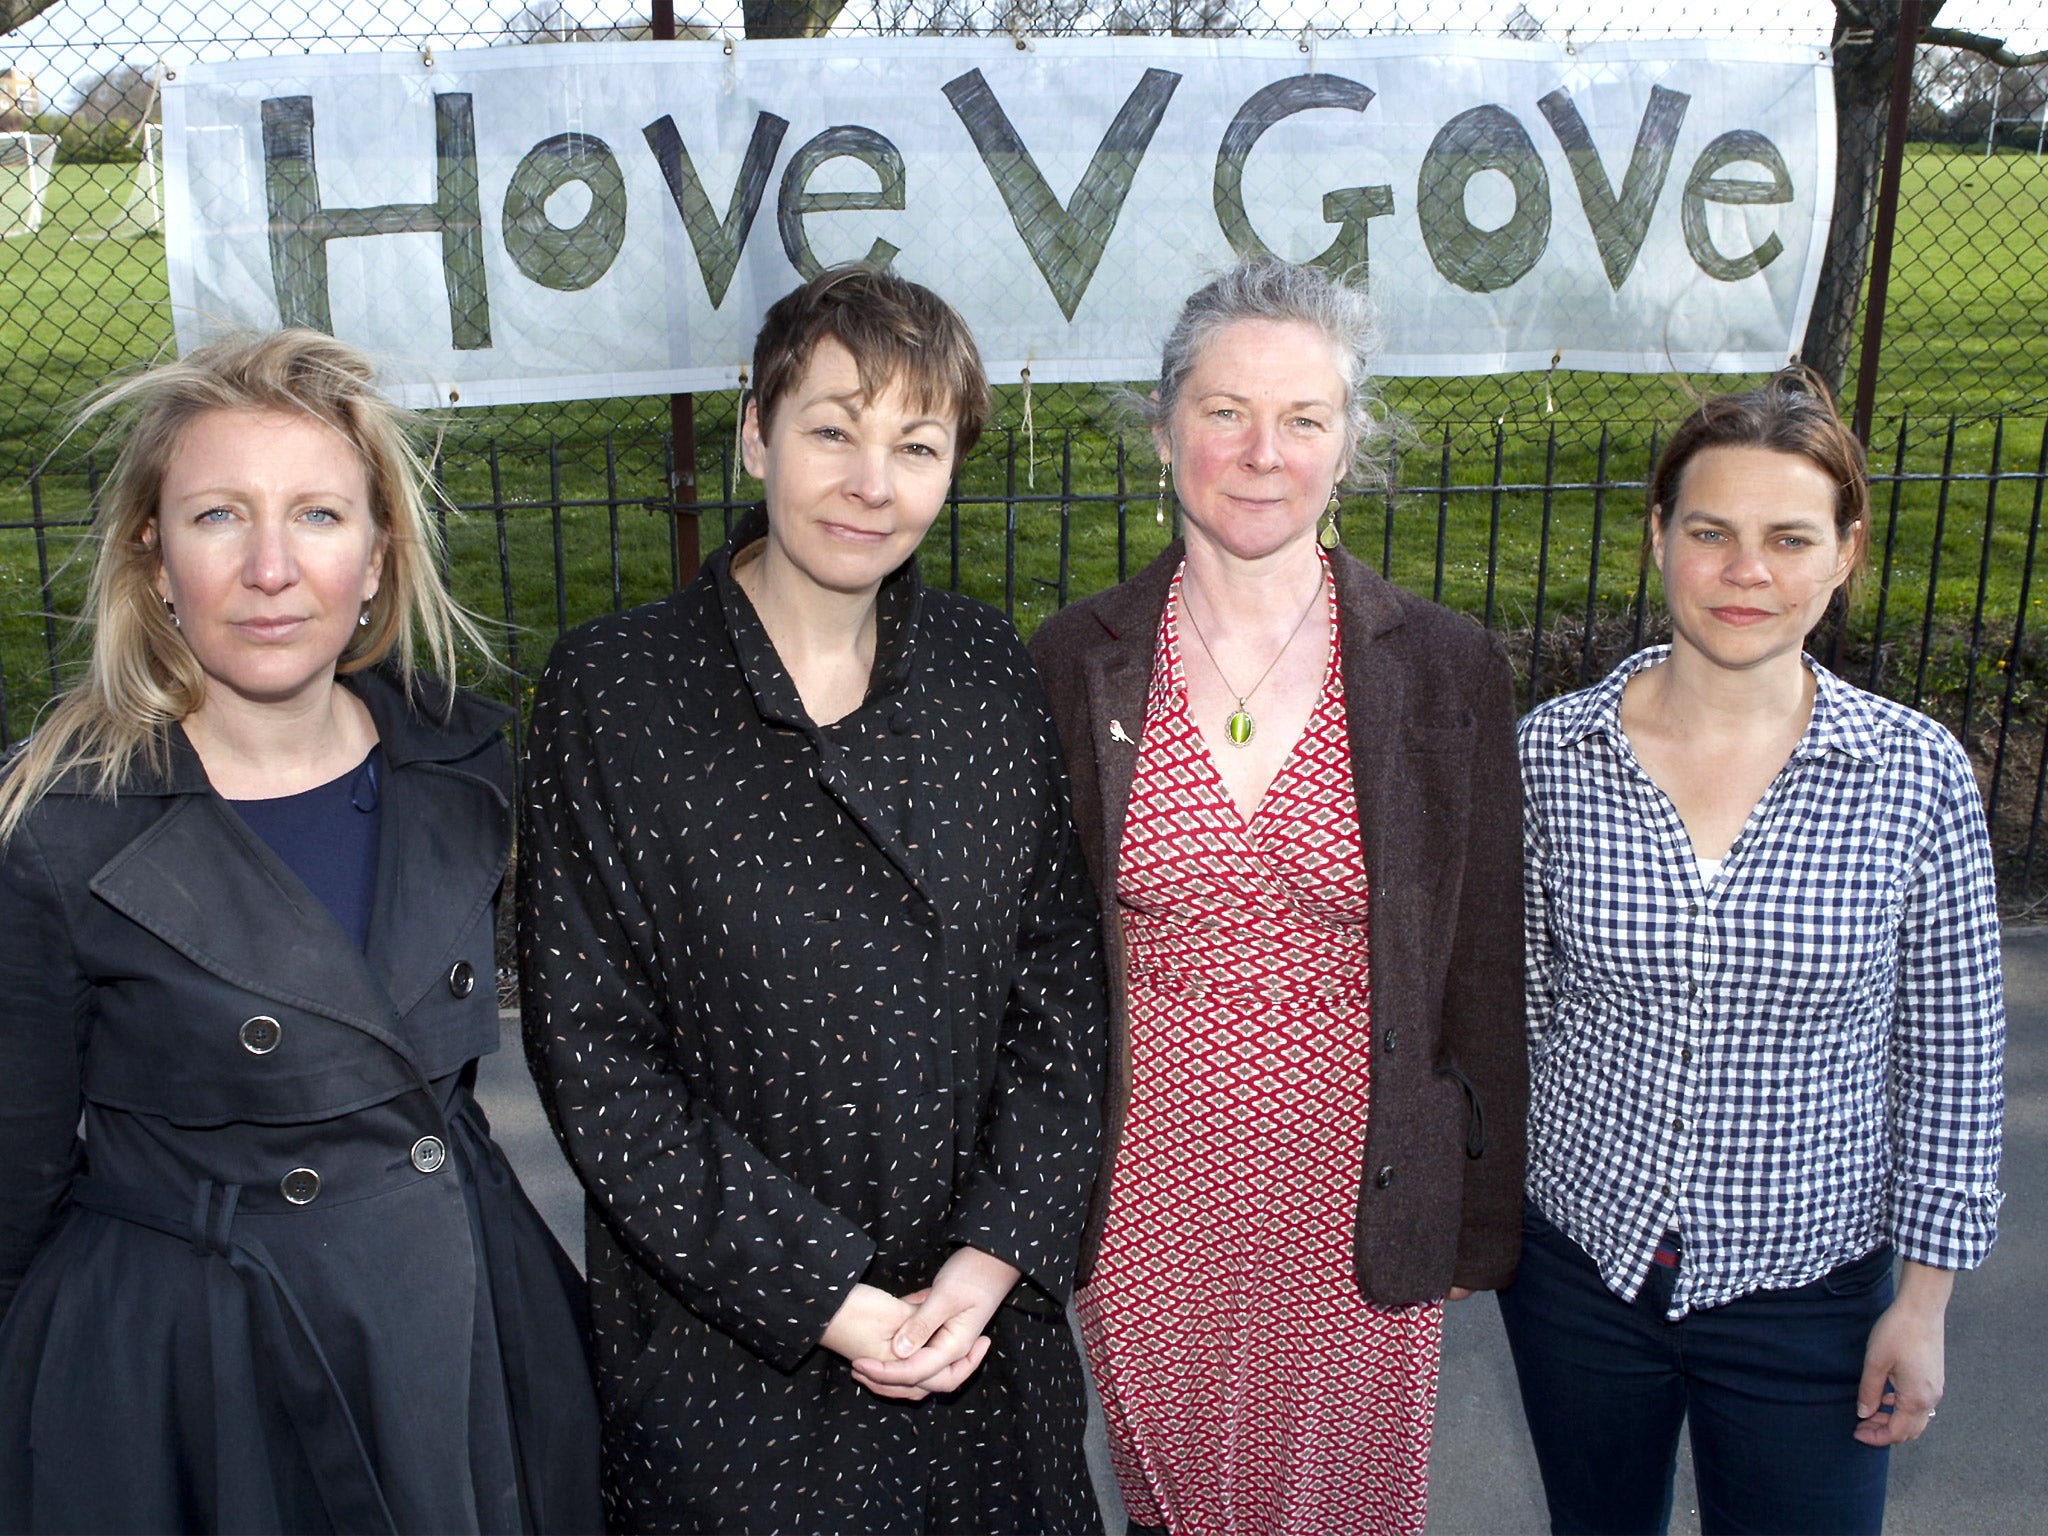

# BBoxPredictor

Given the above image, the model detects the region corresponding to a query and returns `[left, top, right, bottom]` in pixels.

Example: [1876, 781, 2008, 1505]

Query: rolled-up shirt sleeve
[1886, 737, 2005, 1271]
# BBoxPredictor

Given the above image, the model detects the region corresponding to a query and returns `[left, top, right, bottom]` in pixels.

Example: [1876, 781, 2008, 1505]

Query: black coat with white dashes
[517, 513, 1108, 1534]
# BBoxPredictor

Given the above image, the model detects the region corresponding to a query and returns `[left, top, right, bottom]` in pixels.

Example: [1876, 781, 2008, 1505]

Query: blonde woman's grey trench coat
[0, 670, 600, 1534]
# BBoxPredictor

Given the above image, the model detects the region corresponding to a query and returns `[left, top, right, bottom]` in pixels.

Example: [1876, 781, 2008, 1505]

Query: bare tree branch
[73, 63, 161, 126]
[1919, 27, 2048, 68]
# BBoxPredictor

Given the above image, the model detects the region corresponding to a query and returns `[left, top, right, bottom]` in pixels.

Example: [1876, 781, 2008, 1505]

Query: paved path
[478, 929, 2048, 1533]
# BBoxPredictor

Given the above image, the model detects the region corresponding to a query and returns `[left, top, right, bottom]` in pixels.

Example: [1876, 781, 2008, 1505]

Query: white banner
[163, 37, 1834, 409]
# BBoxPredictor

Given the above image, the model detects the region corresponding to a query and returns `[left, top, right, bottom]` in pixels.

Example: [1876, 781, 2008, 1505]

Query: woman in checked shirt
[1504, 369, 2004, 1536]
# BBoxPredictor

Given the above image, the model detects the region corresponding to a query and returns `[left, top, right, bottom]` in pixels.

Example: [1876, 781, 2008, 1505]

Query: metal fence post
[1850, 0, 1922, 445]
[653, 0, 701, 587]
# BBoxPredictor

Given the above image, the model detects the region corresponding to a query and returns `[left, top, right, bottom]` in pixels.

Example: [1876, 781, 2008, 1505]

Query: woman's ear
[1150, 391, 1170, 469]
[144, 519, 168, 601]
[739, 396, 767, 479]
[363, 527, 389, 605]
[1836, 519, 1866, 587]
[1648, 507, 1667, 570]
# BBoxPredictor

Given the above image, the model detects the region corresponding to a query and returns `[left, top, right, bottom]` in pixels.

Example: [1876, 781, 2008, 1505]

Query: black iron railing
[8, 412, 2047, 905]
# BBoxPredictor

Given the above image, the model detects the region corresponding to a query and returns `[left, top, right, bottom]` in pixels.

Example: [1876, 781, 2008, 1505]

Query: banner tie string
[1021, 365, 1035, 490]
[735, 364, 749, 477]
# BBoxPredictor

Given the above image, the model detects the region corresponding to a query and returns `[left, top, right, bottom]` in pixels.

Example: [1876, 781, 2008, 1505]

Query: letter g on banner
[501, 132, 627, 291]
[1418, 104, 1551, 293]
[1214, 75, 1394, 282]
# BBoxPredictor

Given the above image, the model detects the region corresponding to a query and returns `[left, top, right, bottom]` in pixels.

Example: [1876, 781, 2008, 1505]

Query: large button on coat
[279, 1167, 322, 1205]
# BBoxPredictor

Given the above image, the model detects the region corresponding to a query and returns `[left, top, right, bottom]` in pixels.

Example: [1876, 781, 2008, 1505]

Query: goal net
[0, 131, 58, 238]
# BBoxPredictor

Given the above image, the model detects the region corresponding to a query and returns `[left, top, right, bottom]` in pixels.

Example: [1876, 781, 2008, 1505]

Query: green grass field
[0, 162, 169, 470]
[1862, 145, 2048, 420]
[5, 145, 2047, 871]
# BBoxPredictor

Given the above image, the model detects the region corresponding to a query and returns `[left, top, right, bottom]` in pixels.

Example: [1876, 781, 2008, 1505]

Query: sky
[3, 0, 2042, 110]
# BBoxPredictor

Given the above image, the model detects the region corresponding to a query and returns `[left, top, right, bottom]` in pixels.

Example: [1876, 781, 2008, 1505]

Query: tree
[742, 0, 849, 38]
[869, 0, 1236, 38]
[0, 0, 62, 34]
[502, 2, 592, 43]
[1802, 2, 2048, 397]
[1909, 44, 1985, 139]
[69, 63, 159, 131]
[504, 6, 715, 43]
[0, 66, 36, 132]
[1913, 53, 2048, 147]
[1104, 0, 1245, 36]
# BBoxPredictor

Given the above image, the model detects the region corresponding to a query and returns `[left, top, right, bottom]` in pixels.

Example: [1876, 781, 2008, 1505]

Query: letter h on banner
[261, 94, 492, 350]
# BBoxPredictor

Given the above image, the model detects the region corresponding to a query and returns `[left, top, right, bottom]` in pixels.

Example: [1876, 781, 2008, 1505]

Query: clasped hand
[819, 1246, 1021, 1402]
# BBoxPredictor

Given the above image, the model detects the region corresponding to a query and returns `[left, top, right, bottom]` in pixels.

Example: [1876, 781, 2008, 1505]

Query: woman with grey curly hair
[1032, 259, 1526, 1535]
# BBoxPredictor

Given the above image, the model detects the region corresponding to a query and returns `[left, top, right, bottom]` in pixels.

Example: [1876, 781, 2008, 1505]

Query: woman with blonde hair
[0, 330, 599, 1533]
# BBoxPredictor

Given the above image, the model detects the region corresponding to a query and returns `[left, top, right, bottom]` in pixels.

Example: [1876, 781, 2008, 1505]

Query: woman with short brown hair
[519, 265, 1106, 1534]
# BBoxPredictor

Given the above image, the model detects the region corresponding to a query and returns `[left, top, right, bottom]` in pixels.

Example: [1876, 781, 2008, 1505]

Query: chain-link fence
[4, 2, 2041, 460]
[1887, 40, 2048, 419]
[4, 0, 2048, 894]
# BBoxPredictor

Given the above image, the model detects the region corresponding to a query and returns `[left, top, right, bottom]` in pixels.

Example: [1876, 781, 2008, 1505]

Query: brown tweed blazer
[1030, 541, 1527, 1304]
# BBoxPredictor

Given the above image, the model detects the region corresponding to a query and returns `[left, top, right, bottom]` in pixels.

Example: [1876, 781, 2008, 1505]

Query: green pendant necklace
[1180, 568, 1326, 748]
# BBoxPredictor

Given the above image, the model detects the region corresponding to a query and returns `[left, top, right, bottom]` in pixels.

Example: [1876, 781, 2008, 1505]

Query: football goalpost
[62, 120, 164, 243]
[0, 130, 59, 238]
[107, 121, 163, 237]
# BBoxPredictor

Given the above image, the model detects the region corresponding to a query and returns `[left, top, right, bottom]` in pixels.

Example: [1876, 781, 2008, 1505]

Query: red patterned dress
[1076, 563, 1443, 1536]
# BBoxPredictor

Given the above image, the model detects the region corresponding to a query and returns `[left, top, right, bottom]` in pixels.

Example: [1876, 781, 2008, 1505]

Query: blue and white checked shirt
[1520, 647, 2004, 1319]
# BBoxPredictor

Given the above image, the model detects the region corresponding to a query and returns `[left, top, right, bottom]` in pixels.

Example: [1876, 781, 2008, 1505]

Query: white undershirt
[1695, 854, 1724, 887]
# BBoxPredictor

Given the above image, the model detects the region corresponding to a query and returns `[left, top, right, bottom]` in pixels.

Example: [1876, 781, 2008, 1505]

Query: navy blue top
[229, 748, 383, 952]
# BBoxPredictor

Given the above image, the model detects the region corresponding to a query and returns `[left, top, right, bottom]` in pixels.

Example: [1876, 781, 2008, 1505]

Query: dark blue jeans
[1497, 1201, 1893, 1536]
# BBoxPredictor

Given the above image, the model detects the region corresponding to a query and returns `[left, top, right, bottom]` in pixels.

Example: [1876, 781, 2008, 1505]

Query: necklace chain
[1179, 566, 1326, 747]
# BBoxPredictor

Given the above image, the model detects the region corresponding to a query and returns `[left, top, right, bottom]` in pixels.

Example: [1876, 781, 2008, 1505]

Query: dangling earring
[162, 595, 179, 629]
[1319, 487, 1342, 550]
[358, 601, 371, 628]
[1156, 463, 1170, 526]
